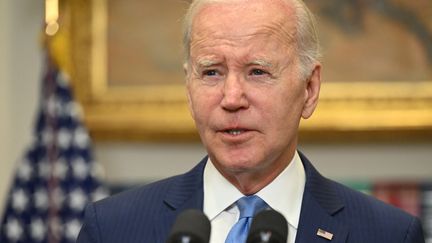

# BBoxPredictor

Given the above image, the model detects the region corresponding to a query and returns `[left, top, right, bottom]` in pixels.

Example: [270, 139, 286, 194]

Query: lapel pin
[317, 228, 333, 240]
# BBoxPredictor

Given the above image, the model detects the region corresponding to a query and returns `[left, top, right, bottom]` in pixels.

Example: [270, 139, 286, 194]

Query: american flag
[317, 228, 334, 241]
[0, 59, 109, 243]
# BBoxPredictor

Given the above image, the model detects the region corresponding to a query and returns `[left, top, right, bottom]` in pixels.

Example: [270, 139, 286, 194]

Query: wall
[1, 1, 431, 220]
[0, 0, 43, 217]
[0, 0, 12, 217]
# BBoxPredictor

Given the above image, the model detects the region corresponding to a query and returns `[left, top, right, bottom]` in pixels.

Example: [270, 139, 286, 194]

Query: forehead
[190, 0, 297, 47]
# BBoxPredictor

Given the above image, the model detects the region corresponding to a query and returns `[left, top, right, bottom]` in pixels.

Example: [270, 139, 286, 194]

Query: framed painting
[55, 0, 432, 141]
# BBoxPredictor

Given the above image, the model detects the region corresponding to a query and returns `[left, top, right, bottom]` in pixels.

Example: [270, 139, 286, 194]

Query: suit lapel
[151, 153, 350, 242]
[295, 152, 349, 243]
[154, 158, 207, 243]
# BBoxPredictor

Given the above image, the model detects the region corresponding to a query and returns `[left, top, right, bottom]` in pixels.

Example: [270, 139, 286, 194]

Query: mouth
[217, 126, 255, 143]
[224, 129, 247, 136]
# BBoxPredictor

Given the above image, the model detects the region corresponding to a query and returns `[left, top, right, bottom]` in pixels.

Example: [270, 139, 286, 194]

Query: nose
[220, 74, 249, 112]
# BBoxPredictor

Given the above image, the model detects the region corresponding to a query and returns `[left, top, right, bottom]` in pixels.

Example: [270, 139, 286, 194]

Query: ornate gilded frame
[54, 0, 432, 141]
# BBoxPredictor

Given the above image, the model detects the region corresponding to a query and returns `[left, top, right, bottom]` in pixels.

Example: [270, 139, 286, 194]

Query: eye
[199, 68, 224, 85]
[203, 69, 218, 76]
[250, 69, 268, 76]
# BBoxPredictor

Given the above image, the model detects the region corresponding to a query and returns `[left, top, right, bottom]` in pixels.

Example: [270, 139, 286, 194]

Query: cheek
[259, 86, 304, 130]
[188, 87, 218, 126]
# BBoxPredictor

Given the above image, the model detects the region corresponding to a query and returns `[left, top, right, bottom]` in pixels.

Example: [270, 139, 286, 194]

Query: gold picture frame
[57, 0, 432, 142]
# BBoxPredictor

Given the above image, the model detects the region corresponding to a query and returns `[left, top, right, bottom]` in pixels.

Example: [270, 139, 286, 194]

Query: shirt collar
[256, 151, 305, 229]
[203, 158, 244, 220]
[203, 151, 305, 229]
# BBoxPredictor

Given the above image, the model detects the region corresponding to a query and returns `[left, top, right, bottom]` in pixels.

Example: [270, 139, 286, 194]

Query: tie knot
[237, 195, 268, 219]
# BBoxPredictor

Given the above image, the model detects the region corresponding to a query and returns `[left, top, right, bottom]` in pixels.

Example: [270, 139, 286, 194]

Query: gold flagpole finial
[45, 0, 59, 36]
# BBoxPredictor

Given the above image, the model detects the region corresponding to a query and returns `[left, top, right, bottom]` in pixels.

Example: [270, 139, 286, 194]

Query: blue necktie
[225, 195, 268, 243]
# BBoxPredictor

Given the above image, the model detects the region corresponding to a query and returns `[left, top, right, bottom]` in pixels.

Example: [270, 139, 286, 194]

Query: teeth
[227, 130, 243, 135]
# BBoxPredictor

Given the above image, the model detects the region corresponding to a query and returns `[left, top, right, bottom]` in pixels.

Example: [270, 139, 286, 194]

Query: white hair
[182, 0, 321, 80]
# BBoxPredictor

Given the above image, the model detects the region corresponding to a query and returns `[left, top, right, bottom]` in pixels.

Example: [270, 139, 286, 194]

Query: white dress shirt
[203, 151, 306, 243]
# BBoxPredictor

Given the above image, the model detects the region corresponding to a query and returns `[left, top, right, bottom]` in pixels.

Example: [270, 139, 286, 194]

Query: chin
[216, 153, 262, 172]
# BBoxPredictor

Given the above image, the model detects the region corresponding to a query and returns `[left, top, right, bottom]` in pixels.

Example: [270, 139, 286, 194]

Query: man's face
[186, 0, 320, 181]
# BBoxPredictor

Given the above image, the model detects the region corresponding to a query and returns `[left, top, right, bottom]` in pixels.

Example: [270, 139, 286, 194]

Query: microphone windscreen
[246, 209, 288, 243]
[166, 209, 211, 243]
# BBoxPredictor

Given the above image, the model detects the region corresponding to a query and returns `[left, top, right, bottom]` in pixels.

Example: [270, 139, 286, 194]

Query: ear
[184, 63, 196, 120]
[301, 63, 321, 119]
[186, 88, 195, 120]
[183, 63, 189, 75]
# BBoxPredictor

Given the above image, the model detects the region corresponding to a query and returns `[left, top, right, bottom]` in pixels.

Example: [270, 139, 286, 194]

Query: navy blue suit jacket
[77, 153, 425, 242]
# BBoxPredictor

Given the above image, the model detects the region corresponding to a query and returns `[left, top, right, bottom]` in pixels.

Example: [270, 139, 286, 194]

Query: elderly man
[77, 0, 425, 242]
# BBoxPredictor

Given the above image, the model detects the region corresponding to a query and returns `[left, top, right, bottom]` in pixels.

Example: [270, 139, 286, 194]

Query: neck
[216, 149, 296, 195]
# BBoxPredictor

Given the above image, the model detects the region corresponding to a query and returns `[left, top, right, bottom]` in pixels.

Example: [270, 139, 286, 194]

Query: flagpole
[45, 0, 59, 36]
[45, 62, 61, 243]
[45, 1, 61, 239]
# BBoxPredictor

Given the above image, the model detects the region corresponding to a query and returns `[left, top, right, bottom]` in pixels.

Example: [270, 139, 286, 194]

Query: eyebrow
[249, 59, 273, 67]
[196, 59, 273, 68]
[196, 59, 219, 67]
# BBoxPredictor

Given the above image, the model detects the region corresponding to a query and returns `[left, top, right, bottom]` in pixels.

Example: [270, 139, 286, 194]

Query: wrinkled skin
[185, 0, 321, 194]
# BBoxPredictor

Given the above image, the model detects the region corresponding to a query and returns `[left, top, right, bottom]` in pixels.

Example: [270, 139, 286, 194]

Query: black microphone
[166, 209, 211, 243]
[246, 209, 288, 243]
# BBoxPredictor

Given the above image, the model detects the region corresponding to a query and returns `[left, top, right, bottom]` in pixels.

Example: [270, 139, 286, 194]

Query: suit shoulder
[332, 180, 414, 219]
[331, 180, 424, 241]
[334, 181, 403, 212]
[79, 159, 206, 243]
[89, 158, 206, 220]
[93, 174, 181, 213]
[78, 175, 181, 243]
[300, 153, 417, 224]
[295, 153, 423, 242]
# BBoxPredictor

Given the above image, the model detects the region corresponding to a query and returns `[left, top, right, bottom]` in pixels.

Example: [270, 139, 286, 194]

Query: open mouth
[224, 129, 247, 136]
